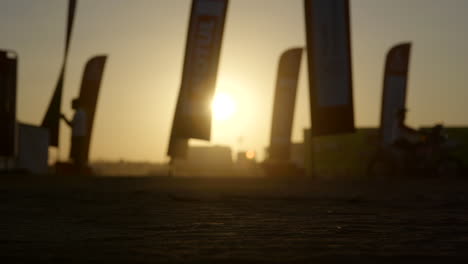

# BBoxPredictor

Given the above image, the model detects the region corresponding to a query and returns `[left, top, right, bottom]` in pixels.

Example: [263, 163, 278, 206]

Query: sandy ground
[1, 174, 468, 262]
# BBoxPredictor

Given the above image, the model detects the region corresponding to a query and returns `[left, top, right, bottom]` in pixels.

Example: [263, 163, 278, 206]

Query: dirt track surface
[1, 175, 468, 262]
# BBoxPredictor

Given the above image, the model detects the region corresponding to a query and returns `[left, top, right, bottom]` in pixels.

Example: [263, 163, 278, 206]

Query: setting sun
[211, 92, 236, 121]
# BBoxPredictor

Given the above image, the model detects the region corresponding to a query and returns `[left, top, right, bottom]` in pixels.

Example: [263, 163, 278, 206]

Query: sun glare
[212, 92, 236, 121]
[246, 150, 256, 160]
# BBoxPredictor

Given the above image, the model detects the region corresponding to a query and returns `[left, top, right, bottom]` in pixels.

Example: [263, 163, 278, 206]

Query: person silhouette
[391, 108, 424, 152]
[61, 98, 87, 171]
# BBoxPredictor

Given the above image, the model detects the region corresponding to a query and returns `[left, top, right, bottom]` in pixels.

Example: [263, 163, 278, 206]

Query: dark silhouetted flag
[168, 137, 189, 160]
[0, 51, 17, 157]
[41, 0, 77, 146]
[69, 56, 107, 163]
[269, 48, 303, 161]
[380, 43, 411, 145]
[304, 0, 355, 136]
[168, 0, 229, 158]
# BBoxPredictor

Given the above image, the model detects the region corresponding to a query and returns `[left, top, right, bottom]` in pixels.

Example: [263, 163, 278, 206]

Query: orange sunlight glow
[211, 92, 236, 121]
[246, 150, 256, 160]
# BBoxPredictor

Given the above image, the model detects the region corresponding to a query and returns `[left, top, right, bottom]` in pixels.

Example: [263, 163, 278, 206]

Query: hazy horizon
[1, 0, 468, 162]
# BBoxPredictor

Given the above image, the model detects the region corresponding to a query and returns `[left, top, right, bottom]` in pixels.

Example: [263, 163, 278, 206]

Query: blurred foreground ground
[1, 174, 468, 262]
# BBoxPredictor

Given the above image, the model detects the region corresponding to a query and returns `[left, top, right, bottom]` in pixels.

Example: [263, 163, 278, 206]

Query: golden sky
[1, 0, 468, 162]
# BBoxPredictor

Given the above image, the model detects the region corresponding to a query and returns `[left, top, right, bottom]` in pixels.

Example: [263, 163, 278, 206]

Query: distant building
[303, 126, 468, 178]
[304, 128, 378, 177]
[290, 143, 305, 170]
[91, 160, 169, 176]
[236, 150, 259, 177]
[173, 145, 234, 177]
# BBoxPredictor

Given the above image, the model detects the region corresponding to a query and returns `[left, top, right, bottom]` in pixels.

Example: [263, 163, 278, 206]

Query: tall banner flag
[168, 0, 229, 158]
[168, 137, 189, 160]
[380, 43, 411, 145]
[0, 51, 17, 157]
[304, 0, 354, 136]
[269, 48, 303, 161]
[42, 0, 77, 146]
[70, 56, 107, 163]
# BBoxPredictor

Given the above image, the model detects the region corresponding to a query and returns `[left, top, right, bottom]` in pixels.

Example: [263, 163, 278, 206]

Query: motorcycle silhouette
[367, 125, 464, 178]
